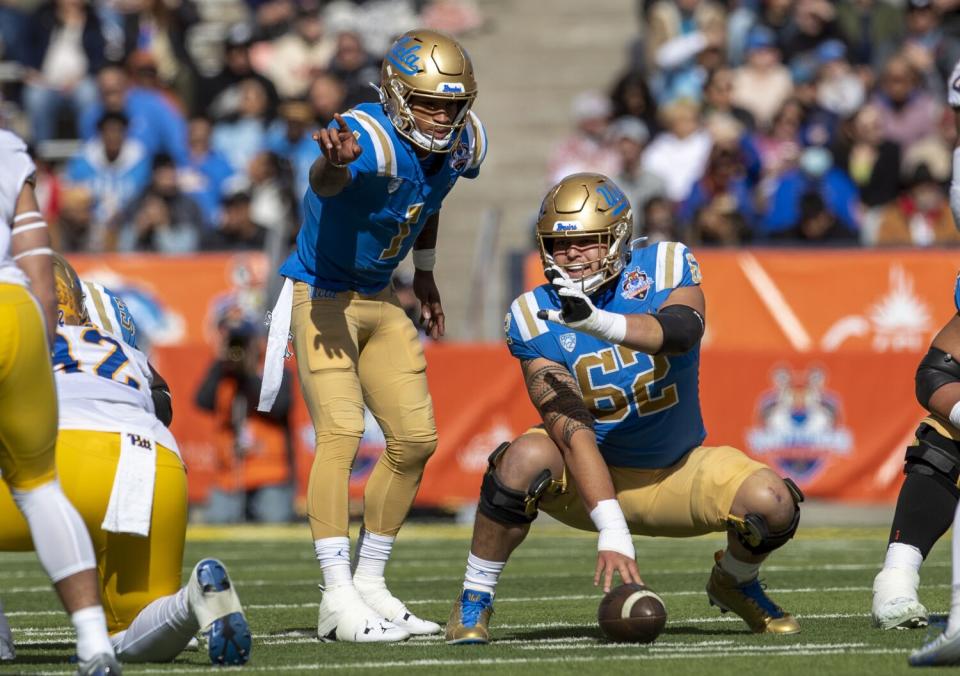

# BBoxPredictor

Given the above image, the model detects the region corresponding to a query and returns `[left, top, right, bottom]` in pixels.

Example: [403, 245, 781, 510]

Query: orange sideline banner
[66, 249, 959, 507]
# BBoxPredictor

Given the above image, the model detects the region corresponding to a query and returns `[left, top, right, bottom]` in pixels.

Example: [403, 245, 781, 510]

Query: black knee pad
[904, 424, 960, 494]
[727, 478, 804, 555]
[476, 442, 558, 525]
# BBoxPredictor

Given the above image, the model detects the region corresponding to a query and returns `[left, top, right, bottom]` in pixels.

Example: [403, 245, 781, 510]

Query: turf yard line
[519, 641, 874, 652]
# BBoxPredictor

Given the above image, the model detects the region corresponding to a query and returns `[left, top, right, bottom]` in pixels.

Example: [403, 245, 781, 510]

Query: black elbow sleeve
[652, 304, 704, 355]
[152, 388, 173, 426]
[916, 347, 960, 409]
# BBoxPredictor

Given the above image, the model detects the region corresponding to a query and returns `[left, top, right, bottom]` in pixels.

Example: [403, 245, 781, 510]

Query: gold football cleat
[706, 550, 800, 634]
[445, 590, 493, 645]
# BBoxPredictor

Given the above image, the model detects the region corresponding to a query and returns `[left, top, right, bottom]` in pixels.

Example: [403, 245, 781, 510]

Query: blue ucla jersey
[955, 272, 960, 312]
[505, 241, 706, 469]
[280, 102, 488, 293]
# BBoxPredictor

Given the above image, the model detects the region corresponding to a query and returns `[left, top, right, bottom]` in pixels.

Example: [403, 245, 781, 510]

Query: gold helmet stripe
[83, 280, 114, 333]
[511, 292, 548, 342]
[348, 110, 397, 177]
[466, 111, 487, 170]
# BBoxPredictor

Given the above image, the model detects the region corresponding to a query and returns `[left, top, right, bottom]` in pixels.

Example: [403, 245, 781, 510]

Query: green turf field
[0, 523, 951, 675]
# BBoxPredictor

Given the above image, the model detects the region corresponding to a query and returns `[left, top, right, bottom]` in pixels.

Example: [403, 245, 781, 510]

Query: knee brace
[727, 478, 804, 555]
[904, 424, 960, 494]
[477, 442, 561, 525]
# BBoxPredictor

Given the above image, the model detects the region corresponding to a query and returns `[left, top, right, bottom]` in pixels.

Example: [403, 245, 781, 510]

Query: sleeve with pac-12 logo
[82, 281, 138, 348]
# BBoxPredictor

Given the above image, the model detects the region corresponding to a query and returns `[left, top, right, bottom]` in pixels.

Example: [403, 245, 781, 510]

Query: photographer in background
[195, 310, 294, 523]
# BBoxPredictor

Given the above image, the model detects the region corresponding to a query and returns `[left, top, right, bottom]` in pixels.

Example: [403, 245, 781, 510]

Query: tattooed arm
[521, 357, 617, 512]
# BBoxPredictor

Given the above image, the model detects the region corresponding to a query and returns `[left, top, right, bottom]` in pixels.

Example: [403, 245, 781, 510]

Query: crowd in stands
[550, 0, 960, 246]
[0, 0, 483, 254]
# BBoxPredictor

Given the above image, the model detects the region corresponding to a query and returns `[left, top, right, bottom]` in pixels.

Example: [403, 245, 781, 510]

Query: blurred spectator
[20, 0, 105, 143]
[608, 117, 666, 240]
[420, 0, 485, 36]
[322, 0, 418, 58]
[641, 98, 712, 202]
[197, 23, 279, 122]
[64, 110, 152, 239]
[200, 182, 267, 251]
[117, 152, 202, 252]
[79, 63, 189, 166]
[680, 141, 756, 245]
[870, 54, 942, 149]
[267, 100, 317, 201]
[641, 195, 681, 243]
[609, 69, 659, 135]
[703, 65, 754, 131]
[771, 191, 859, 244]
[813, 40, 866, 124]
[546, 90, 621, 186]
[731, 27, 793, 129]
[753, 98, 804, 179]
[180, 115, 235, 228]
[780, 0, 847, 66]
[836, 0, 903, 69]
[760, 144, 860, 236]
[119, 0, 199, 107]
[307, 71, 346, 127]
[645, 0, 726, 103]
[248, 150, 297, 240]
[328, 30, 380, 109]
[53, 186, 95, 252]
[877, 0, 960, 97]
[195, 315, 293, 524]
[875, 162, 960, 246]
[260, 5, 334, 98]
[832, 103, 901, 209]
[726, 0, 793, 67]
[211, 78, 270, 174]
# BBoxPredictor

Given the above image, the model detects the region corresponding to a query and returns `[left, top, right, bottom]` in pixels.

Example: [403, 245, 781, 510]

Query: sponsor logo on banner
[621, 269, 652, 301]
[746, 366, 853, 485]
[821, 264, 932, 352]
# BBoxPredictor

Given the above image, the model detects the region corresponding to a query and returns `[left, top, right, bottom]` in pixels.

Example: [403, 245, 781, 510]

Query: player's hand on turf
[413, 269, 445, 339]
[537, 266, 598, 328]
[314, 113, 362, 167]
[595, 550, 642, 593]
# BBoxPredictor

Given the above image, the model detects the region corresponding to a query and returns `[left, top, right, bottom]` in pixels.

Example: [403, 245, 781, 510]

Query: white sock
[719, 549, 761, 585]
[883, 542, 923, 574]
[111, 588, 197, 662]
[315, 537, 353, 589]
[946, 501, 960, 635]
[463, 553, 505, 595]
[71, 606, 113, 662]
[353, 528, 394, 579]
[12, 481, 96, 582]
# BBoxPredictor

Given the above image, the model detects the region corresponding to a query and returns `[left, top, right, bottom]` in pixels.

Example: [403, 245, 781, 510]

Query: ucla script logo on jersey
[621, 269, 652, 301]
[746, 366, 852, 485]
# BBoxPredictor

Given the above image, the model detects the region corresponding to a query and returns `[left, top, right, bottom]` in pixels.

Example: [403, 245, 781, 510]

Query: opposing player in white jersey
[0, 130, 120, 674]
[0, 254, 251, 666]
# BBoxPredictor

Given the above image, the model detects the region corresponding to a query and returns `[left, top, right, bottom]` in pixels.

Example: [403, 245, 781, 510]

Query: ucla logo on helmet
[553, 221, 581, 232]
[388, 37, 422, 76]
[596, 184, 628, 216]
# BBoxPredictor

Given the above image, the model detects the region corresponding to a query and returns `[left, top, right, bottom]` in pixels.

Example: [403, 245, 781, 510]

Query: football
[597, 583, 667, 643]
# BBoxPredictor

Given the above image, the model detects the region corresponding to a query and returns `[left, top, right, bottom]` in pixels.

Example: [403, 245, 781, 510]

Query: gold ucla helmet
[52, 252, 88, 326]
[536, 173, 633, 295]
[380, 29, 477, 153]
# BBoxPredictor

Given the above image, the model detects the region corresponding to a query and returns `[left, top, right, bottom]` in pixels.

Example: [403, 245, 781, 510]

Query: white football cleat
[910, 627, 960, 666]
[317, 584, 410, 643]
[354, 573, 441, 636]
[187, 559, 251, 665]
[873, 568, 928, 630]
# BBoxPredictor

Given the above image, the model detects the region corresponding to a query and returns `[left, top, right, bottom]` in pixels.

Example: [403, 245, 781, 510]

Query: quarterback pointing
[259, 29, 487, 642]
[446, 173, 803, 644]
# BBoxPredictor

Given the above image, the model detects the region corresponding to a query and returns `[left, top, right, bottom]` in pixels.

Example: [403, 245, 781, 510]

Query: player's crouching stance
[0, 256, 250, 666]
[445, 173, 802, 644]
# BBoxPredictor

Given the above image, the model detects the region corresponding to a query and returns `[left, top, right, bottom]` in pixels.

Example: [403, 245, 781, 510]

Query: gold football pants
[0, 430, 187, 633]
[0, 283, 57, 491]
[290, 281, 438, 539]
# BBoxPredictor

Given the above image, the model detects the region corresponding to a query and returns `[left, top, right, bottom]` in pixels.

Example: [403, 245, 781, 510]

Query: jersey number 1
[379, 203, 424, 260]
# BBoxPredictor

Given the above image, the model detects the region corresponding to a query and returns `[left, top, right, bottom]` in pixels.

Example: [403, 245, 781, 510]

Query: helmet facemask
[380, 78, 474, 153]
[538, 219, 631, 296]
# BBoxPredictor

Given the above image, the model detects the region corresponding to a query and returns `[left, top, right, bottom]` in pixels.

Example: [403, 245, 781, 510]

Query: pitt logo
[388, 37, 421, 76]
[125, 433, 152, 450]
[621, 269, 652, 301]
[597, 184, 627, 216]
[553, 221, 581, 232]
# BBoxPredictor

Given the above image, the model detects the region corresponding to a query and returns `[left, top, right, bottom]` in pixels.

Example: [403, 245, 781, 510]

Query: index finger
[333, 113, 349, 132]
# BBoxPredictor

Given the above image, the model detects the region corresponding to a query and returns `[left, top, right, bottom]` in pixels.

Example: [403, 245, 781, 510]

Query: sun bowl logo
[621, 269, 652, 301]
[746, 366, 853, 485]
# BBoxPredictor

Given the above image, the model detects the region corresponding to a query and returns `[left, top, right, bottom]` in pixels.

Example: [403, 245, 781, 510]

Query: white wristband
[412, 248, 436, 272]
[588, 309, 628, 344]
[949, 400, 960, 429]
[590, 499, 635, 559]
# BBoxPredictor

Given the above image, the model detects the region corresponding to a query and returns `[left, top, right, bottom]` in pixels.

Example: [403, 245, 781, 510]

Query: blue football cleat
[187, 559, 251, 665]
[445, 589, 494, 644]
[909, 627, 960, 666]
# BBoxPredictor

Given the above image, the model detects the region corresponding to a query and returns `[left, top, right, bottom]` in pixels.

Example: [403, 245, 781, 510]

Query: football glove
[536, 267, 627, 343]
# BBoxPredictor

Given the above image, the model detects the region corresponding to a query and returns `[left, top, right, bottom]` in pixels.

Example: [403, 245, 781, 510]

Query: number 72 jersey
[53, 324, 178, 456]
[504, 241, 706, 470]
